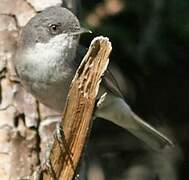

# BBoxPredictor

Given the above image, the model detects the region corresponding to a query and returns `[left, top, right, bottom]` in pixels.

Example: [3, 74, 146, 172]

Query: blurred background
[0, 0, 188, 179]
[78, 0, 189, 179]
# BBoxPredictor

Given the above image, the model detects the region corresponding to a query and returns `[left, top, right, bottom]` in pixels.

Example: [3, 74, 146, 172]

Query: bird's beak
[69, 27, 92, 36]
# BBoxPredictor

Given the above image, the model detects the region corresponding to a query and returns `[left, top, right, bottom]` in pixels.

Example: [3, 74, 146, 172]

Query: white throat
[15, 34, 79, 111]
[19, 34, 78, 83]
[34, 33, 78, 65]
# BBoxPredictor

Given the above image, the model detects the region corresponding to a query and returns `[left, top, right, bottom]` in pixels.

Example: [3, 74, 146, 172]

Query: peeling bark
[43, 37, 111, 180]
[0, 1, 61, 179]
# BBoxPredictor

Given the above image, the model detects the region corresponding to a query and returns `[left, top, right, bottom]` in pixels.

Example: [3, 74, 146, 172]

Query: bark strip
[43, 36, 112, 180]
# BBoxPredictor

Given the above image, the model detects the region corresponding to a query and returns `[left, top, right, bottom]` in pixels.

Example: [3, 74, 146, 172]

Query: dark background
[77, 0, 189, 179]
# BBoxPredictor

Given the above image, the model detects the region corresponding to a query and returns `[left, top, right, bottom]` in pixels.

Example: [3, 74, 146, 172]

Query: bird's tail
[95, 93, 173, 150]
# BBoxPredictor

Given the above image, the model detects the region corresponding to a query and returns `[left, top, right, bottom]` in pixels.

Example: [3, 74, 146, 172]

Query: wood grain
[43, 36, 112, 180]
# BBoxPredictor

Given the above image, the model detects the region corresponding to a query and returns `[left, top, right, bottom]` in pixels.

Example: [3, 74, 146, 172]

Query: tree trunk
[0, 1, 65, 179]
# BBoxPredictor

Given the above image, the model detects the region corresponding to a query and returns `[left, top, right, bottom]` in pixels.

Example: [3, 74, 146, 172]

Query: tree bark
[0, 1, 111, 180]
[42, 37, 111, 180]
[0, 1, 64, 179]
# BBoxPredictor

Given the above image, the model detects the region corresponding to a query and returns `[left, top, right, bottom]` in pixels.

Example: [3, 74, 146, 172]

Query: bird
[14, 6, 173, 150]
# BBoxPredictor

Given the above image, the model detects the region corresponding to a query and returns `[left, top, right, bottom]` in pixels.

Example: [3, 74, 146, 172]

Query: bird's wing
[95, 93, 173, 150]
[76, 45, 124, 98]
[76, 45, 173, 150]
[101, 68, 124, 98]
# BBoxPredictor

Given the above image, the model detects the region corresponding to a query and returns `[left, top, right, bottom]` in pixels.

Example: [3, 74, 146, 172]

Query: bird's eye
[49, 23, 61, 35]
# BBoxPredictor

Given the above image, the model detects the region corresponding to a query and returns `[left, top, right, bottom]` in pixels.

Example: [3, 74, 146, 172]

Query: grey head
[15, 6, 90, 112]
[19, 6, 87, 48]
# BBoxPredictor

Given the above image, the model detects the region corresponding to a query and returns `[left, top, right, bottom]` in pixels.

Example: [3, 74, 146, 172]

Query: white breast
[16, 34, 78, 112]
